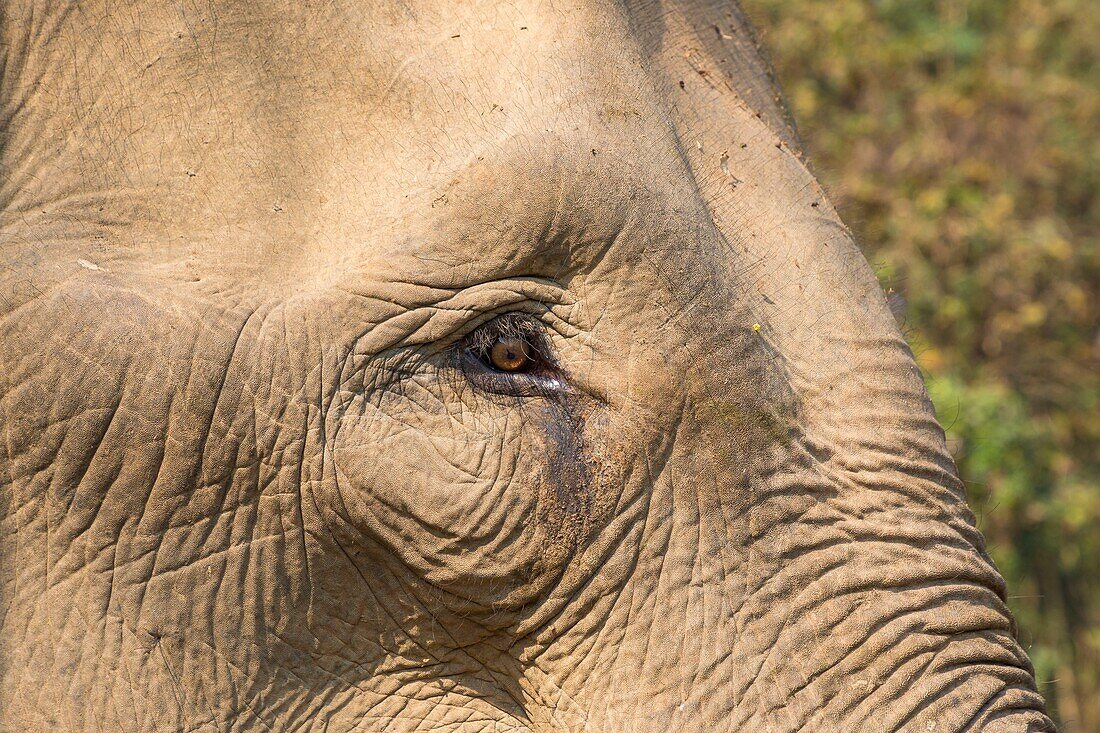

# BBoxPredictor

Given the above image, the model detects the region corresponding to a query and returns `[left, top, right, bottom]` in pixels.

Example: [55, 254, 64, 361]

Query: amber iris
[489, 337, 531, 372]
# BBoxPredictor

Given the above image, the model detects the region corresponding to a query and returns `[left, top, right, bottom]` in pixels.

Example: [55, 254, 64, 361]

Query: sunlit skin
[0, 1, 1053, 730]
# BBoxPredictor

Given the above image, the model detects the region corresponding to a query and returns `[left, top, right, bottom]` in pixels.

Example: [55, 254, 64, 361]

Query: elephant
[0, 0, 1055, 731]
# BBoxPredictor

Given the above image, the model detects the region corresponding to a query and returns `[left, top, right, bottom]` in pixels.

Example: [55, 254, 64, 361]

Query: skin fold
[0, 1, 1054, 731]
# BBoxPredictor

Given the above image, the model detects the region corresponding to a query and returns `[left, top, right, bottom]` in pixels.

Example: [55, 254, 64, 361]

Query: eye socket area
[458, 314, 563, 394]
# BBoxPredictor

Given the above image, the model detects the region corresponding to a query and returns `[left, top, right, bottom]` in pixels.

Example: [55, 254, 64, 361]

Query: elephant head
[0, 0, 1054, 730]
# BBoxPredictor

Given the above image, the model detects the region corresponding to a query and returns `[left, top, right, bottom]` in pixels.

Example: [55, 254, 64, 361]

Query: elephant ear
[623, 0, 802, 152]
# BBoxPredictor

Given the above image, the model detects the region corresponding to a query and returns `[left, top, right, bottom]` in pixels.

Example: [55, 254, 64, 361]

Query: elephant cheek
[322, 388, 625, 613]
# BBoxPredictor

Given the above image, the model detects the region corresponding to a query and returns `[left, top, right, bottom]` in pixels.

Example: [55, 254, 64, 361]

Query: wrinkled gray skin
[0, 1, 1054, 731]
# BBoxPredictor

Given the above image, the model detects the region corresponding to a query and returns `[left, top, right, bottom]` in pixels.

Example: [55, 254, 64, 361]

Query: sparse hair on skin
[462, 313, 550, 363]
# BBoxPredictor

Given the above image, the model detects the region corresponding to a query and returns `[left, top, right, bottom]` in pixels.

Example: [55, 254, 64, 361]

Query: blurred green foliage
[744, 0, 1100, 728]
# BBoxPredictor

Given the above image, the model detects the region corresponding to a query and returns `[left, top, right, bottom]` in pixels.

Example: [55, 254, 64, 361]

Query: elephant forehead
[1, 0, 697, 283]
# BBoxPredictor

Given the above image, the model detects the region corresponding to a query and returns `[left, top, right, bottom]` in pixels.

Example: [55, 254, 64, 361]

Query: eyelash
[470, 317, 542, 364]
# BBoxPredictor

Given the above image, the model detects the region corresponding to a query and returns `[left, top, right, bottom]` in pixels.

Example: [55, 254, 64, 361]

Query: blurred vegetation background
[743, 0, 1099, 728]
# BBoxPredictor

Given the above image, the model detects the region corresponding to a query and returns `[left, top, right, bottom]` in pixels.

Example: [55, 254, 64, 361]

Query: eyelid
[343, 278, 577, 369]
[396, 278, 575, 348]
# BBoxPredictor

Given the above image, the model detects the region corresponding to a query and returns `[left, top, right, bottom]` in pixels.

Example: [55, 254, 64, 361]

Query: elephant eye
[489, 336, 533, 372]
[458, 315, 563, 396]
[467, 316, 544, 373]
